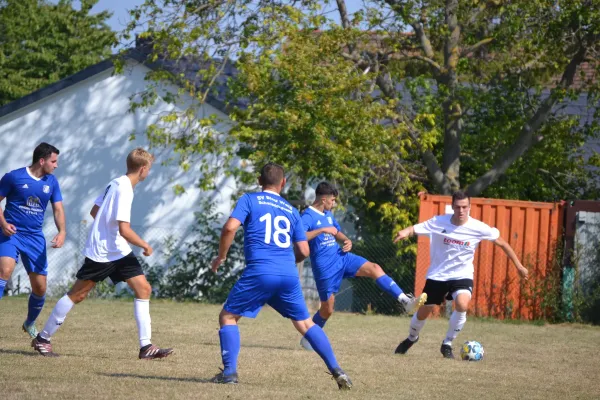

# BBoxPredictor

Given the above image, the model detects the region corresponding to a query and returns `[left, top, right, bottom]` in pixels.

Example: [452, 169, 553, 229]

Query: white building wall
[0, 61, 235, 293]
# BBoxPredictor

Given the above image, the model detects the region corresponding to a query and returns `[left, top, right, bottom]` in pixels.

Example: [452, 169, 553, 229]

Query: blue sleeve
[331, 214, 342, 231]
[301, 212, 313, 232]
[292, 211, 307, 242]
[0, 173, 12, 197]
[50, 176, 63, 203]
[230, 194, 251, 224]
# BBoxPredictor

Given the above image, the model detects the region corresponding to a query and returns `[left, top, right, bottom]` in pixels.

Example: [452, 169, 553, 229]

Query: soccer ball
[460, 340, 484, 361]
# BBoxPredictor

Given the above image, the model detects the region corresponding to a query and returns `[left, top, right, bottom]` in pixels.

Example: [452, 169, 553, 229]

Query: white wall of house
[0, 60, 236, 293]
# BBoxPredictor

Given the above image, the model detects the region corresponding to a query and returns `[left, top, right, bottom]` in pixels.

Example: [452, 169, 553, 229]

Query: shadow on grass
[0, 348, 39, 357]
[197, 341, 297, 352]
[98, 372, 213, 384]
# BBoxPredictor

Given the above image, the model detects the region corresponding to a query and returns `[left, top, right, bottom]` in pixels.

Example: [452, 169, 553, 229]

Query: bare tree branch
[461, 37, 493, 57]
[336, 0, 351, 29]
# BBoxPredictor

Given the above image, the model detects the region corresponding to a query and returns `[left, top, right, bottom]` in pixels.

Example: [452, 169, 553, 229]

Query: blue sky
[88, 0, 366, 35]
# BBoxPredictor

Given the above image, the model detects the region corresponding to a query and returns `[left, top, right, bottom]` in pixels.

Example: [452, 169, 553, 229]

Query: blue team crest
[327, 217, 333, 224]
[43, 185, 50, 193]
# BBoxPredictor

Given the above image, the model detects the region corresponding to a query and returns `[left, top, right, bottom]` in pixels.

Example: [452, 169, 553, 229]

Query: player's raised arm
[393, 226, 415, 243]
[212, 217, 242, 272]
[493, 237, 529, 279]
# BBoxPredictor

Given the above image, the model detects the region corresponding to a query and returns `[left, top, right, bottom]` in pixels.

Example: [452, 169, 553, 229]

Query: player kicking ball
[31, 148, 173, 360]
[299, 182, 427, 351]
[393, 191, 528, 358]
[211, 163, 352, 390]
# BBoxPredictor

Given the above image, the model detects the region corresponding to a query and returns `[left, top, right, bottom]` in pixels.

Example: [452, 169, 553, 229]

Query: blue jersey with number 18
[230, 190, 307, 277]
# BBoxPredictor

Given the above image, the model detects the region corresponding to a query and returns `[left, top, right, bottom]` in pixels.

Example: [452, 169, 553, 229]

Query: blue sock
[0, 278, 6, 300]
[219, 325, 240, 376]
[376, 274, 403, 299]
[312, 311, 328, 328]
[304, 325, 339, 372]
[26, 293, 46, 325]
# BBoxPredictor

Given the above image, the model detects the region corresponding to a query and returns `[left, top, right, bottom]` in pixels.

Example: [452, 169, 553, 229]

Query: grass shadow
[0, 348, 39, 357]
[197, 340, 297, 352]
[99, 372, 213, 384]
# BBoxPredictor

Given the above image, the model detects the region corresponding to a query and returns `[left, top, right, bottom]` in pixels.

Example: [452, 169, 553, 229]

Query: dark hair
[32, 142, 59, 165]
[451, 190, 470, 205]
[315, 182, 338, 197]
[259, 162, 285, 186]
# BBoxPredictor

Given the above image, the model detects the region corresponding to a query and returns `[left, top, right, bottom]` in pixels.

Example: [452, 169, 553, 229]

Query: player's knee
[371, 263, 384, 276]
[320, 305, 334, 319]
[68, 291, 87, 304]
[135, 282, 152, 299]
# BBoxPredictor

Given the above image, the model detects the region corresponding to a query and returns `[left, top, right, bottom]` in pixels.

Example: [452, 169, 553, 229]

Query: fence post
[78, 220, 87, 269]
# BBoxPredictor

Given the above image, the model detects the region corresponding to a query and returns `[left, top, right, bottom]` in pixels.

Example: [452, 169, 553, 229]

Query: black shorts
[423, 278, 473, 305]
[76, 253, 144, 283]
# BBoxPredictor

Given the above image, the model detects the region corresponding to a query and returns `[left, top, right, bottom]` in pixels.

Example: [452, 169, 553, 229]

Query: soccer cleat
[395, 336, 418, 354]
[22, 321, 39, 339]
[330, 367, 352, 390]
[299, 336, 314, 351]
[441, 343, 455, 359]
[399, 293, 428, 315]
[138, 344, 174, 360]
[31, 336, 59, 357]
[211, 368, 238, 384]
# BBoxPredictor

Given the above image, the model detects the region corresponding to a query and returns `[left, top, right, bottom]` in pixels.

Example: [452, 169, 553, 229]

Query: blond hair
[126, 148, 155, 172]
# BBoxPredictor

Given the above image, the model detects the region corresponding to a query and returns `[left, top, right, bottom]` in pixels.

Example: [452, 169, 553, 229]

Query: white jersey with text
[83, 175, 134, 262]
[414, 214, 500, 281]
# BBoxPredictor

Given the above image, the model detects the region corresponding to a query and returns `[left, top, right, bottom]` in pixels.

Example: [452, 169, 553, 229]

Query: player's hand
[517, 266, 529, 280]
[322, 227, 338, 236]
[1, 223, 17, 236]
[393, 229, 409, 243]
[51, 232, 66, 248]
[342, 239, 352, 252]
[211, 256, 225, 272]
[142, 243, 153, 257]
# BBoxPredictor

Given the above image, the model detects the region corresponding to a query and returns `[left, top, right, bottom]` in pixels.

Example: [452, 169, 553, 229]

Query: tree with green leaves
[0, 0, 116, 105]
[122, 0, 600, 234]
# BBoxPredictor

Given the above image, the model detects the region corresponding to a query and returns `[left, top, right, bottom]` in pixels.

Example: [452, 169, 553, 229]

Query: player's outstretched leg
[356, 261, 427, 314]
[296, 320, 352, 390]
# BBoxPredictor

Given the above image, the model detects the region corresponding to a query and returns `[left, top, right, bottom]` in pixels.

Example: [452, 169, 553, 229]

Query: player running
[299, 182, 426, 351]
[393, 191, 528, 358]
[31, 148, 173, 360]
[0, 143, 66, 338]
[210, 163, 352, 390]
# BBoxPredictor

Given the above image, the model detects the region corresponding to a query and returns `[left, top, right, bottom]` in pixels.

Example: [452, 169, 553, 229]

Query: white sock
[134, 299, 152, 348]
[408, 312, 426, 341]
[443, 311, 467, 345]
[398, 293, 411, 304]
[40, 295, 74, 340]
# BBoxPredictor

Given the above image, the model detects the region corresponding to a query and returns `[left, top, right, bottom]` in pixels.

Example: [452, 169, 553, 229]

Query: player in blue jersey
[299, 182, 427, 351]
[210, 163, 352, 390]
[0, 143, 66, 338]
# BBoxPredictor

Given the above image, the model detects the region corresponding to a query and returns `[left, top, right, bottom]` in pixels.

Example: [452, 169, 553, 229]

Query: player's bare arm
[334, 230, 352, 252]
[89, 204, 99, 219]
[51, 201, 66, 248]
[493, 237, 529, 279]
[212, 217, 241, 272]
[393, 226, 415, 243]
[294, 240, 310, 263]
[305, 226, 338, 241]
[118, 221, 152, 256]
[0, 195, 17, 236]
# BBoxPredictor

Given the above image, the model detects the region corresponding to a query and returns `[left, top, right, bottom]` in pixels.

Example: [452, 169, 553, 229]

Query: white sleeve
[479, 223, 500, 241]
[115, 187, 133, 223]
[413, 216, 437, 235]
[93, 194, 104, 207]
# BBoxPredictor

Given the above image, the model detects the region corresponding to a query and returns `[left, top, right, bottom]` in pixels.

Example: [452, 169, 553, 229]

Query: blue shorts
[0, 231, 48, 275]
[314, 252, 367, 302]
[224, 274, 310, 321]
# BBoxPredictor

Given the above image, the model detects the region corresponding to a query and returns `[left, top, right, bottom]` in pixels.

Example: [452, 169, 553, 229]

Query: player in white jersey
[393, 191, 528, 358]
[31, 148, 173, 360]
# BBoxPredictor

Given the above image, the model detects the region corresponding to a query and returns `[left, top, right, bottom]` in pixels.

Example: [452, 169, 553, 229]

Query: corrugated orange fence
[415, 193, 564, 319]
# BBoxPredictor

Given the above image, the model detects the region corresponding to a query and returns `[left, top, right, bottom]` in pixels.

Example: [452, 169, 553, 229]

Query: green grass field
[1, 296, 600, 400]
